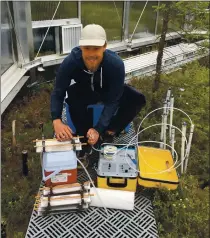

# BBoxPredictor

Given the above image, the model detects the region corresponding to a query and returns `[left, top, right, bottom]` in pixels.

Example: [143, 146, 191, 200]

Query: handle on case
[107, 177, 127, 188]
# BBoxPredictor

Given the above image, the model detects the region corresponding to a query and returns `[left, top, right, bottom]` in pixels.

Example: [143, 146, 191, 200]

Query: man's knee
[138, 92, 146, 108]
[124, 84, 146, 108]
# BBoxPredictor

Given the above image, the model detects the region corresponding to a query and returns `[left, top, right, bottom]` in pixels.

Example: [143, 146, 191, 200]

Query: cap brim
[79, 39, 105, 46]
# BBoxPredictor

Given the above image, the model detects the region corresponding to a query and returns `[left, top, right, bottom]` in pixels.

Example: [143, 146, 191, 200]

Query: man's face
[81, 44, 106, 72]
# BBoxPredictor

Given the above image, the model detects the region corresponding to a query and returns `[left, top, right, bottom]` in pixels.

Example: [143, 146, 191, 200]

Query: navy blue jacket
[51, 46, 125, 134]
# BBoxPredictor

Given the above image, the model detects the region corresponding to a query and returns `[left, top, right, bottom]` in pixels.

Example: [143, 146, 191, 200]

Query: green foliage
[157, 1, 209, 41]
[130, 60, 209, 237]
[173, 1, 209, 31]
[153, 176, 209, 238]
[1, 83, 53, 236]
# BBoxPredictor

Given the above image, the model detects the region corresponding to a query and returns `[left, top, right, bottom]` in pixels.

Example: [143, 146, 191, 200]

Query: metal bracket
[21, 58, 42, 70]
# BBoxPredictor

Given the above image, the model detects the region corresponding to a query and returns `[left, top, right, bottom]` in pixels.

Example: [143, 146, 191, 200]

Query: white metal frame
[61, 24, 82, 54]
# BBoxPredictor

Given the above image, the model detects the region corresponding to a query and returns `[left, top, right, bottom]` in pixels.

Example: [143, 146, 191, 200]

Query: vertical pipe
[166, 88, 171, 115]
[169, 95, 174, 140]
[155, 0, 160, 36]
[160, 114, 164, 148]
[163, 113, 167, 149]
[22, 150, 28, 176]
[166, 88, 171, 102]
[78, 0, 81, 22]
[55, 27, 60, 54]
[163, 101, 167, 149]
[25, 1, 34, 61]
[171, 127, 175, 158]
[160, 100, 166, 148]
[123, 1, 130, 42]
[181, 122, 187, 174]
[166, 100, 170, 116]
[184, 124, 194, 172]
[12, 120, 16, 155]
[39, 122, 45, 152]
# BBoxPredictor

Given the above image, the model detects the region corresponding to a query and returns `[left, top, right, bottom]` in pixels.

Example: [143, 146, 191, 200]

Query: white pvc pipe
[163, 112, 167, 149]
[166, 88, 171, 115]
[171, 127, 176, 158]
[90, 188, 135, 211]
[160, 114, 164, 148]
[163, 101, 168, 149]
[167, 99, 171, 115]
[169, 95, 174, 140]
[181, 122, 187, 174]
[160, 101, 167, 148]
[166, 88, 171, 102]
[184, 124, 194, 172]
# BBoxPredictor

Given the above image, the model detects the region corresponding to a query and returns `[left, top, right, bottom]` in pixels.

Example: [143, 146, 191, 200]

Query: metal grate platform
[25, 107, 158, 238]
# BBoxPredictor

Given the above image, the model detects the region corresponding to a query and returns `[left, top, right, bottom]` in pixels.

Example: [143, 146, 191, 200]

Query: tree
[152, 1, 209, 94]
[153, 2, 173, 93]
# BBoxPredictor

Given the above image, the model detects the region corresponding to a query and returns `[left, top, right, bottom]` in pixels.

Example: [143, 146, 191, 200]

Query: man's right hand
[53, 119, 73, 141]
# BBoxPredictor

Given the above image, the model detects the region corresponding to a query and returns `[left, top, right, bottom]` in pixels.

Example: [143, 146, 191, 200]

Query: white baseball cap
[79, 24, 106, 46]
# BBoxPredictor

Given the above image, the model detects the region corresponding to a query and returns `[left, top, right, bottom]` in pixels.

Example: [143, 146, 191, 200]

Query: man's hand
[87, 128, 99, 145]
[53, 119, 73, 141]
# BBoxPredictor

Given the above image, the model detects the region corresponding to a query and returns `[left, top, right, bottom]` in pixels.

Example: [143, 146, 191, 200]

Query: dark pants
[66, 83, 146, 138]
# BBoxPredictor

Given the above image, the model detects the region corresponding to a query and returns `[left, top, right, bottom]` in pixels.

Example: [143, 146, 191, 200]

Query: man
[51, 24, 146, 159]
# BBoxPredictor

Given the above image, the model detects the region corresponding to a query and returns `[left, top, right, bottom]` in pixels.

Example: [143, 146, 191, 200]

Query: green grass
[131, 60, 209, 237]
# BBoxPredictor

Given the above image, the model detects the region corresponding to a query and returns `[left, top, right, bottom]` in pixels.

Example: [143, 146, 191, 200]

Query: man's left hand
[87, 128, 99, 145]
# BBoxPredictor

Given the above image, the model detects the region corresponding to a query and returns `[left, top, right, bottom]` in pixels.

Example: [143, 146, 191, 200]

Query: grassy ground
[1, 59, 209, 237]
[131, 59, 209, 237]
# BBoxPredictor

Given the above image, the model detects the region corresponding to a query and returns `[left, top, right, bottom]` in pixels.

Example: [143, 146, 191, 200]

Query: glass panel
[1, 1, 14, 75]
[81, 2, 124, 43]
[31, 1, 78, 21]
[129, 1, 158, 39]
[33, 27, 56, 56]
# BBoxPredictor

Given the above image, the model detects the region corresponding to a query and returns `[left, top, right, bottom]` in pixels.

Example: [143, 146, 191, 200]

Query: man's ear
[103, 42, 107, 51]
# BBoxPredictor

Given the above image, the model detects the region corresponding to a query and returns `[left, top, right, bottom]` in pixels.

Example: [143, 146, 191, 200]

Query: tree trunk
[153, 6, 170, 93]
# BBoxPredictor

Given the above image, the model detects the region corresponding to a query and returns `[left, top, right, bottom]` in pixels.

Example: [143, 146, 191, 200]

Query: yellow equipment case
[138, 146, 179, 190]
[97, 144, 138, 192]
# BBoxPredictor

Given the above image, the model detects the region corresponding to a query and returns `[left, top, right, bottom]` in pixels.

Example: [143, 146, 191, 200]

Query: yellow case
[97, 176, 137, 192]
[138, 146, 179, 190]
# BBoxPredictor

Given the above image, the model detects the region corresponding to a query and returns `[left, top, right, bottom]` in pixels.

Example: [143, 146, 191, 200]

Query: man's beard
[86, 62, 98, 72]
[85, 57, 100, 72]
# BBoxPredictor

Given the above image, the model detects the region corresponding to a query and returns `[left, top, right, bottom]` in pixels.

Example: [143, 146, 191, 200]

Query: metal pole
[171, 127, 175, 158]
[78, 0, 81, 22]
[160, 100, 166, 148]
[166, 88, 171, 115]
[39, 122, 45, 152]
[55, 27, 60, 54]
[184, 124, 194, 172]
[155, 0, 160, 36]
[166, 88, 171, 102]
[160, 114, 164, 148]
[163, 101, 168, 149]
[123, 1, 130, 42]
[169, 95, 174, 140]
[22, 150, 28, 176]
[181, 122, 187, 174]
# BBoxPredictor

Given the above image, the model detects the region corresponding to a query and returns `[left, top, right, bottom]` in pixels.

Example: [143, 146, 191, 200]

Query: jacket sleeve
[50, 54, 75, 121]
[94, 61, 125, 134]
